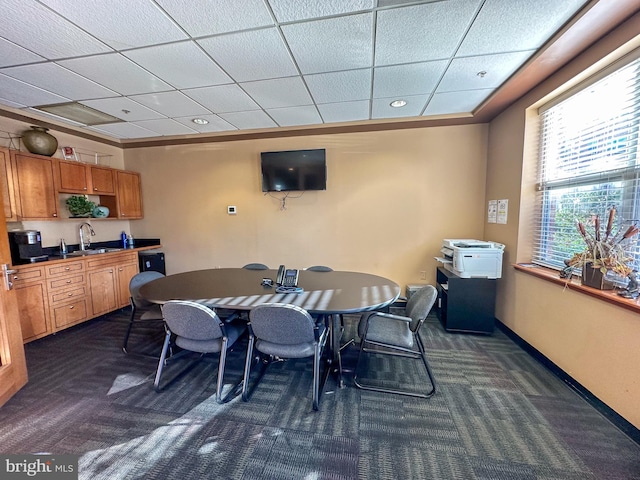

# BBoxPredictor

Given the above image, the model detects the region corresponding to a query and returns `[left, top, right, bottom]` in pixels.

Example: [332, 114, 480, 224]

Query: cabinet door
[116, 262, 138, 308]
[88, 267, 118, 316]
[90, 166, 115, 194]
[15, 282, 51, 342]
[116, 170, 142, 219]
[13, 153, 58, 219]
[0, 147, 17, 221]
[57, 159, 89, 193]
[51, 298, 89, 330]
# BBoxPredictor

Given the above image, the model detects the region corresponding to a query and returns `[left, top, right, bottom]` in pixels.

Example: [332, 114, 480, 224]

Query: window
[533, 54, 640, 274]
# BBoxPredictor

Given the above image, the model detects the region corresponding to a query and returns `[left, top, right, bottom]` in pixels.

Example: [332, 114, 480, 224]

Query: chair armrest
[368, 312, 411, 323]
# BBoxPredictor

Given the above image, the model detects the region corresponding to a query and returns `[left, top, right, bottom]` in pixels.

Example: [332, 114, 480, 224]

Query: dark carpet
[0, 309, 638, 480]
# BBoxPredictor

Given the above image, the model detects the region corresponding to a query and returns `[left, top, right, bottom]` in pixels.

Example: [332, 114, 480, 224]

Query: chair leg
[122, 303, 136, 354]
[153, 329, 172, 392]
[215, 337, 229, 404]
[313, 344, 321, 411]
[241, 334, 255, 402]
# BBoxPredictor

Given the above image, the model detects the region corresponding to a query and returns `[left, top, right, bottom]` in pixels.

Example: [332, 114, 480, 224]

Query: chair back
[161, 300, 224, 341]
[130, 271, 165, 308]
[243, 263, 269, 270]
[405, 285, 438, 333]
[306, 265, 333, 272]
[249, 303, 316, 344]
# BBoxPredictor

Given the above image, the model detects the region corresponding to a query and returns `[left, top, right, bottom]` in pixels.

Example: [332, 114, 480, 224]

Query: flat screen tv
[261, 149, 326, 192]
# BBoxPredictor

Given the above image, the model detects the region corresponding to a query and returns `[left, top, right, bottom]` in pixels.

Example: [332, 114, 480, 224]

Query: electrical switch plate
[227, 206, 237, 215]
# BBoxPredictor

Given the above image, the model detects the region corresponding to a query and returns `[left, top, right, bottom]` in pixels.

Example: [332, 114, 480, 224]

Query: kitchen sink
[67, 248, 123, 256]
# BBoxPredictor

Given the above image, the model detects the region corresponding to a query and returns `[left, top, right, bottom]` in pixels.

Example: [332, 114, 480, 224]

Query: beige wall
[486, 19, 640, 428]
[125, 125, 488, 289]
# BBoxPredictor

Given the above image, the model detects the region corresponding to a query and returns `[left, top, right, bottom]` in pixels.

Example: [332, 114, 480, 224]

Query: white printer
[435, 239, 505, 279]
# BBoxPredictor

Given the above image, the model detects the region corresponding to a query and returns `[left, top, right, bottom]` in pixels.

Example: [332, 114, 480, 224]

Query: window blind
[533, 55, 640, 272]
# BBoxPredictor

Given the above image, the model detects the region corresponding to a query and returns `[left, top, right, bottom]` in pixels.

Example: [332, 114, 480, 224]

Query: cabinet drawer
[51, 298, 89, 329]
[86, 252, 137, 270]
[12, 265, 46, 284]
[48, 273, 85, 290]
[46, 261, 84, 277]
[50, 286, 87, 304]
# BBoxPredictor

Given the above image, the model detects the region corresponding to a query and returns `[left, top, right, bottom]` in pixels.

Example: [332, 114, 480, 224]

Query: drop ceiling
[0, 0, 609, 142]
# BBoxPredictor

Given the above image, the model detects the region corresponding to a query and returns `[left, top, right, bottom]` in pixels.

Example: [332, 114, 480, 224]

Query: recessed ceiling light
[390, 99, 407, 108]
[192, 118, 209, 125]
[33, 102, 122, 126]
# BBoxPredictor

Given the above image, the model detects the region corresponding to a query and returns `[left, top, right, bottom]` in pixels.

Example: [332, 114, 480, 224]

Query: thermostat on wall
[227, 206, 237, 215]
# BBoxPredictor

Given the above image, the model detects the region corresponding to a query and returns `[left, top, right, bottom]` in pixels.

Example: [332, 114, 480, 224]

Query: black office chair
[242, 263, 269, 270]
[154, 300, 247, 403]
[353, 285, 437, 398]
[242, 303, 329, 411]
[123, 271, 165, 356]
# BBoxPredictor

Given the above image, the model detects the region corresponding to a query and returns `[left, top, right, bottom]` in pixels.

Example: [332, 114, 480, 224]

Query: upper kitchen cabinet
[56, 160, 116, 196]
[0, 147, 17, 221]
[12, 151, 58, 220]
[115, 170, 143, 219]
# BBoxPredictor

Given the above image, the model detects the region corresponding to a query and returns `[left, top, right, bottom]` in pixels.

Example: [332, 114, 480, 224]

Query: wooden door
[88, 267, 117, 316]
[0, 183, 28, 406]
[116, 170, 142, 219]
[0, 147, 17, 221]
[14, 153, 58, 219]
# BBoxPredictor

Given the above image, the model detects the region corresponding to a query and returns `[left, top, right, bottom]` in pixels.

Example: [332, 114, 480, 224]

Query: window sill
[513, 263, 640, 314]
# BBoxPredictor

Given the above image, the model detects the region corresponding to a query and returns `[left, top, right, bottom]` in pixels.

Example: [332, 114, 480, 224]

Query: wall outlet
[419, 271, 427, 280]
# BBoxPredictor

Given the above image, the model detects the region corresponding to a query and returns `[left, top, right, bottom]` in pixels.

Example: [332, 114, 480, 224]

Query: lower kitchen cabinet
[87, 251, 138, 317]
[45, 259, 89, 332]
[13, 265, 51, 343]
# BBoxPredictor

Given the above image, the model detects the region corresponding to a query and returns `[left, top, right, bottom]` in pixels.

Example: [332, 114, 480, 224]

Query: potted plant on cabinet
[66, 195, 96, 218]
[563, 207, 639, 290]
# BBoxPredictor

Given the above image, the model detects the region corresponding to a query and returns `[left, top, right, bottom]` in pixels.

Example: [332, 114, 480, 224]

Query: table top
[139, 268, 401, 314]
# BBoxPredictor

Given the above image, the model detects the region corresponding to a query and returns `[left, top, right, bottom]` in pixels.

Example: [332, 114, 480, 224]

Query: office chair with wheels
[242, 303, 329, 411]
[242, 263, 269, 270]
[123, 271, 165, 356]
[354, 285, 437, 398]
[154, 300, 247, 403]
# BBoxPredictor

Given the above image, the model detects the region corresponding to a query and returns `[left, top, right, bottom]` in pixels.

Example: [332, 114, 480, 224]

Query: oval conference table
[139, 267, 401, 386]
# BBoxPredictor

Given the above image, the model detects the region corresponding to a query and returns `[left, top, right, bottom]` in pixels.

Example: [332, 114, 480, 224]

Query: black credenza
[436, 267, 496, 334]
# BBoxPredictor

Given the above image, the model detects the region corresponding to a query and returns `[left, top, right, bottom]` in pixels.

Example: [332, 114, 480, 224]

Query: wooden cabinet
[12, 152, 58, 220]
[56, 158, 90, 193]
[0, 147, 17, 221]
[87, 251, 138, 316]
[89, 166, 116, 195]
[45, 260, 89, 331]
[13, 265, 51, 343]
[116, 170, 143, 219]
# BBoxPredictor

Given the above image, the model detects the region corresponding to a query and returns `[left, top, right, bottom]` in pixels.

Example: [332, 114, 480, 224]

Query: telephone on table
[276, 265, 303, 293]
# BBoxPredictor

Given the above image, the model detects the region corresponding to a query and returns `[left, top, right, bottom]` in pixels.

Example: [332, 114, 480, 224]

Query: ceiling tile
[305, 69, 371, 104]
[0, 0, 112, 59]
[424, 89, 494, 116]
[133, 118, 199, 136]
[375, 0, 481, 66]
[81, 97, 165, 122]
[373, 61, 447, 98]
[39, 0, 187, 50]
[1, 63, 117, 100]
[155, 0, 273, 37]
[268, 0, 374, 22]
[124, 42, 231, 90]
[58, 54, 172, 96]
[88, 123, 160, 139]
[0, 73, 69, 106]
[129, 91, 211, 117]
[183, 84, 259, 113]
[0, 97, 26, 109]
[457, 0, 589, 56]
[173, 115, 237, 133]
[317, 100, 370, 123]
[372, 94, 428, 119]
[241, 77, 312, 109]
[437, 50, 535, 92]
[281, 13, 373, 74]
[267, 105, 323, 126]
[198, 28, 298, 83]
[218, 110, 278, 130]
[0, 38, 44, 68]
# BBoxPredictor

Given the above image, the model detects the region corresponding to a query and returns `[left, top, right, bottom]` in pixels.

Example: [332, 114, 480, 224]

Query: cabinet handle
[69, 305, 74, 309]
[109, 270, 113, 273]
[68, 293, 73, 297]
[118, 268, 123, 272]
[66, 280, 71, 283]
[13, 275, 18, 280]
[52, 213, 57, 217]
[83, 187, 87, 190]
[94, 187, 98, 191]
[65, 267, 70, 270]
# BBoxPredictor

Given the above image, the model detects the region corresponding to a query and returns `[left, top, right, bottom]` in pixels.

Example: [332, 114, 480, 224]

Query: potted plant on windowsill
[563, 207, 639, 290]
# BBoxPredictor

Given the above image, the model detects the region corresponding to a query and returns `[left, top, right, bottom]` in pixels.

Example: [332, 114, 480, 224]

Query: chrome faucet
[79, 222, 95, 251]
